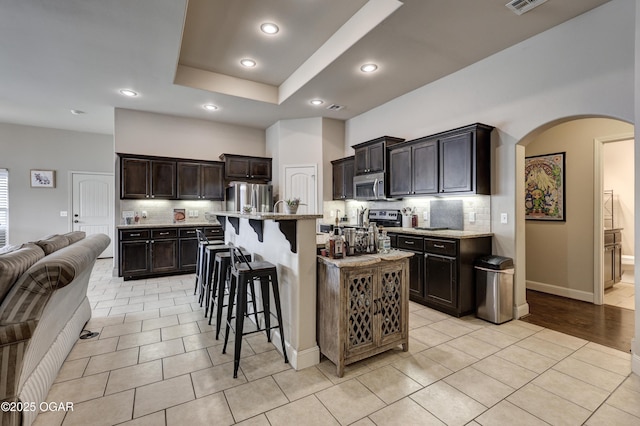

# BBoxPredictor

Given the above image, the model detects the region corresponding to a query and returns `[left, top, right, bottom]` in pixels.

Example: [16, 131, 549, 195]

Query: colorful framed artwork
[30, 169, 55, 188]
[525, 152, 565, 221]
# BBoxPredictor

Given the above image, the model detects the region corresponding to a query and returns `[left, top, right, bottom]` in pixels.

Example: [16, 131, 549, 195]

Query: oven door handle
[373, 178, 379, 200]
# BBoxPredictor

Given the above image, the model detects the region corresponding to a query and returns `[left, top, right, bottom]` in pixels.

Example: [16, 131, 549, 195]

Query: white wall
[266, 117, 345, 213]
[344, 0, 635, 318]
[322, 119, 346, 202]
[604, 139, 635, 256]
[0, 122, 113, 244]
[114, 108, 265, 160]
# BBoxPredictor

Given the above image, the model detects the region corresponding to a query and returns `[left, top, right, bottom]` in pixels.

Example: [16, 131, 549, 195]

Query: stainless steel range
[367, 209, 402, 228]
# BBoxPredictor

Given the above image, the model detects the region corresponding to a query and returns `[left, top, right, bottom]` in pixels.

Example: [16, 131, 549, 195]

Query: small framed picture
[30, 170, 55, 188]
[173, 208, 186, 223]
[525, 152, 565, 221]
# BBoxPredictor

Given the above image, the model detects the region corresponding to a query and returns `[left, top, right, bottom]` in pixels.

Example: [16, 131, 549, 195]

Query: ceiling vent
[326, 104, 345, 111]
[506, 0, 548, 15]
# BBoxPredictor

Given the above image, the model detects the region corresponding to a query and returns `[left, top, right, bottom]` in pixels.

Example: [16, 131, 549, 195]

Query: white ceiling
[0, 0, 610, 135]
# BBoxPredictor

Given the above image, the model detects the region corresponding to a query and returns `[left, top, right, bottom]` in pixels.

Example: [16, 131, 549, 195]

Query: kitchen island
[213, 211, 322, 371]
[317, 250, 413, 377]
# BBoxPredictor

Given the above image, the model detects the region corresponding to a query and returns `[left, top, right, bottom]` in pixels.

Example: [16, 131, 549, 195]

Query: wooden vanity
[316, 251, 412, 377]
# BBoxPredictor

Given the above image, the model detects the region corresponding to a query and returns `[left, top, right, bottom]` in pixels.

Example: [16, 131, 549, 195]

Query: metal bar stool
[207, 248, 253, 339]
[202, 244, 232, 315]
[222, 245, 289, 378]
[194, 229, 224, 300]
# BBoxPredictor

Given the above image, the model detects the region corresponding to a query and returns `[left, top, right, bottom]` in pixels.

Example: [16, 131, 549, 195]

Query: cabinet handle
[403, 241, 414, 245]
[186, 231, 196, 234]
[159, 232, 169, 236]
[145, 240, 150, 244]
[151, 195, 155, 198]
[145, 195, 150, 198]
[433, 244, 445, 248]
[130, 233, 141, 237]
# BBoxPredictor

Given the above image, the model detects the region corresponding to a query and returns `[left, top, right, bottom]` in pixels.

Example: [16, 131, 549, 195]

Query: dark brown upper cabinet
[353, 136, 405, 176]
[177, 161, 224, 200]
[219, 154, 272, 182]
[438, 123, 493, 195]
[388, 123, 493, 197]
[331, 156, 355, 200]
[389, 138, 438, 197]
[120, 156, 176, 199]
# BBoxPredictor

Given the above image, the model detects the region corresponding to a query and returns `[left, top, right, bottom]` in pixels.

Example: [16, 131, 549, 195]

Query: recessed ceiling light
[70, 109, 86, 115]
[203, 104, 218, 111]
[310, 99, 324, 106]
[260, 23, 279, 34]
[360, 63, 378, 73]
[119, 89, 138, 97]
[240, 58, 256, 68]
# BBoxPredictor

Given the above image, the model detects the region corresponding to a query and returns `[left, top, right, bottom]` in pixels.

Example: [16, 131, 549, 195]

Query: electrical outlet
[141, 211, 147, 218]
[501, 213, 508, 224]
[423, 211, 429, 221]
[60, 211, 68, 217]
[194, 210, 198, 217]
[469, 212, 476, 223]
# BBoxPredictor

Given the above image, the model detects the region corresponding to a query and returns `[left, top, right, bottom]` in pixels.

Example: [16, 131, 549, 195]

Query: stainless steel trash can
[475, 255, 514, 324]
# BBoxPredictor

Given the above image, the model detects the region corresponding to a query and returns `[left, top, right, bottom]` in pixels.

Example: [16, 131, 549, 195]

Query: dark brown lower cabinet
[178, 228, 199, 271]
[150, 238, 177, 274]
[424, 253, 457, 311]
[604, 229, 622, 289]
[119, 226, 221, 280]
[121, 240, 150, 276]
[390, 233, 491, 317]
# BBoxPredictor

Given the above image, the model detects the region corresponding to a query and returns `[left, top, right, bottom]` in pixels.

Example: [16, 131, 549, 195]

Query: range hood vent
[326, 104, 345, 111]
[506, 0, 548, 15]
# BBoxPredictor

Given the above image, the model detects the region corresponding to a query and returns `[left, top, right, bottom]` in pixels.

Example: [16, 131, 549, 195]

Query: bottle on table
[329, 228, 344, 259]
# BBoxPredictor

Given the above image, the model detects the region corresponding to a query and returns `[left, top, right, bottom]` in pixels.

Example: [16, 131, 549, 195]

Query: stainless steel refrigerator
[226, 181, 273, 212]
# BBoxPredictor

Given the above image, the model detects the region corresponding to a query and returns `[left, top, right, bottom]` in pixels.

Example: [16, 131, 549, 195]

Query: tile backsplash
[336, 195, 491, 232]
[119, 200, 224, 225]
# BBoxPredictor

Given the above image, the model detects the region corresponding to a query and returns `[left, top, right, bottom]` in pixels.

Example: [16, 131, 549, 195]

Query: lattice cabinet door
[376, 263, 408, 347]
[344, 268, 378, 358]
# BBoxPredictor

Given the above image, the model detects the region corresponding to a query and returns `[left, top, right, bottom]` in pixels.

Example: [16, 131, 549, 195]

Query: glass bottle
[329, 228, 344, 259]
[382, 231, 391, 253]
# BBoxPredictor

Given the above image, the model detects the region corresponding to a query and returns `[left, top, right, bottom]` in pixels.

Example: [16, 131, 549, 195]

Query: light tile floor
[33, 259, 640, 426]
[604, 268, 635, 310]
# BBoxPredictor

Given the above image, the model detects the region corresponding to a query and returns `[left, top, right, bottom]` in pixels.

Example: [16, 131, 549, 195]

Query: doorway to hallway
[601, 138, 635, 311]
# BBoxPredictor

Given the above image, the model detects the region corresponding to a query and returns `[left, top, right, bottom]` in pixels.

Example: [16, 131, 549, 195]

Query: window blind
[0, 169, 8, 247]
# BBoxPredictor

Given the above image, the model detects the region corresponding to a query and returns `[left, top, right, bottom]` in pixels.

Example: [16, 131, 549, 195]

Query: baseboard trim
[515, 302, 530, 319]
[621, 255, 634, 266]
[270, 330, 320, 371]
[526, 280, 594, 303]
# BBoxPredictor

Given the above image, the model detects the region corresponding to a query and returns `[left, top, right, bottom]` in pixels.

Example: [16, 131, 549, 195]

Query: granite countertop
[382, 227, 493, 239]
[212, 210, 323, 220]
[116, 222, 219, 229]
[317, 250, 414, 268]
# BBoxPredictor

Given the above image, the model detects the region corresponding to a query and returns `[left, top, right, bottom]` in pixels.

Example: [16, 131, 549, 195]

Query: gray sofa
[0, 232, 110, 426]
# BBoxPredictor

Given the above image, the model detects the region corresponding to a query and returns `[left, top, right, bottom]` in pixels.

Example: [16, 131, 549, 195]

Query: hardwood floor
[520, 289, 635, 353]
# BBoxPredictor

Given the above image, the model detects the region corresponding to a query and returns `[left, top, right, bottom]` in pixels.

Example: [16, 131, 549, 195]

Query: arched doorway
[515, 116, 634, 351]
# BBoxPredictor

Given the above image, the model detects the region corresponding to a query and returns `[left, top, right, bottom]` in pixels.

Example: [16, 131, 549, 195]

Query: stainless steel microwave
[353, 172, 387, 201]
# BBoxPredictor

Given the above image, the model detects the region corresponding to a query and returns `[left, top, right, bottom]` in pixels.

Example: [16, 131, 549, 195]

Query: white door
[283, 165, 317, 214]
[72, 172, 114, 258]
